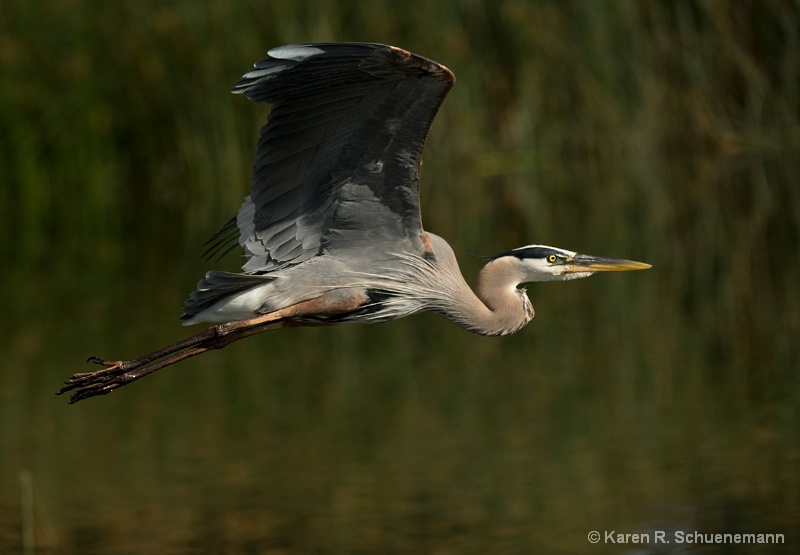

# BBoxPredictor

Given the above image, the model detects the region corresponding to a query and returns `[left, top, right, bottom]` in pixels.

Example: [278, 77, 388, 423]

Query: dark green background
[2, 1, 798, 553]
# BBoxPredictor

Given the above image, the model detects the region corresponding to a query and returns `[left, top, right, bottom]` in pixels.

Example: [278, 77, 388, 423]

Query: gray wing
[225, 42, 455, 273]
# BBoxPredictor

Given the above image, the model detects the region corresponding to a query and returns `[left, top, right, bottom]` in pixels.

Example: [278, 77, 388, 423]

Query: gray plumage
[181, 42, 650, 335]
[59, 43, 650, 403]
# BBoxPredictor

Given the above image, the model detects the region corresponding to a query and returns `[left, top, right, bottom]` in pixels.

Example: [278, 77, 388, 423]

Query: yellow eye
[547, 254, 558, 263]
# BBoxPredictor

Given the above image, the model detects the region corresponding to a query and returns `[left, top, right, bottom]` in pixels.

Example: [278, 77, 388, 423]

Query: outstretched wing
[224, 42, 455, 273]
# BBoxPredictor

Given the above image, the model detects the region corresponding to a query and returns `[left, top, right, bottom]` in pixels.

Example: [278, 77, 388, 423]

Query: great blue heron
[59, 42, 650, 403]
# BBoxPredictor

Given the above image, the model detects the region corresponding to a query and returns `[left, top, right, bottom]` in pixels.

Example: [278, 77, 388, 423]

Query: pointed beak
[566, 253, 652, 273]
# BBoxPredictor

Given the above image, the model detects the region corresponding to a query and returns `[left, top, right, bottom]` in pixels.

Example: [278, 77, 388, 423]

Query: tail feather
[181, 271, 274, 322]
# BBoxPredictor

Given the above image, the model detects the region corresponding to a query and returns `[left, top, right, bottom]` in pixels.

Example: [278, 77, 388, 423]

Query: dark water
[2, 151, 797, 554]
[2, 2, 799, 552]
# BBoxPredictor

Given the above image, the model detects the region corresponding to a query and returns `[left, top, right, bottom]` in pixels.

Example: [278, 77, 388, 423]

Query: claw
[56, 358, 129, 402]
[86, 356, 122, 368]
[66, 381, 119, 404]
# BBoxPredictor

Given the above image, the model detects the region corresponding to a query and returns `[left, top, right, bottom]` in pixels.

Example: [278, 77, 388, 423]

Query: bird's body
[181, 42, 462, 328]
[183, 232, 533, 335]
[59, 42, 650, 402]
[180, 42, 647, 335]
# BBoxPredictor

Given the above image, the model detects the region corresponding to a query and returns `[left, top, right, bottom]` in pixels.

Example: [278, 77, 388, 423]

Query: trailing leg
[57, 294, 367, 403]
[58, 320, 291, 403]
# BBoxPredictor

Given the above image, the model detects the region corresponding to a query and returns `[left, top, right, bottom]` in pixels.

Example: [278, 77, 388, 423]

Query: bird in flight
[59, 42, 650, 403]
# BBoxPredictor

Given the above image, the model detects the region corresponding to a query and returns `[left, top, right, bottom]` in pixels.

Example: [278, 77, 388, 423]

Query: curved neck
[439, 257, 534, 336]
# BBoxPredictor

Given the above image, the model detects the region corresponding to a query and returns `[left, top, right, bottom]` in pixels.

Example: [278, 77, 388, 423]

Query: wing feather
[225, 42, 455, 272]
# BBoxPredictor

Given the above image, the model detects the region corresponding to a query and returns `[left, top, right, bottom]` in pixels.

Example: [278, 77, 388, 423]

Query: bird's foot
[57, 357, 131, 403]
[58, 315, 298, 404]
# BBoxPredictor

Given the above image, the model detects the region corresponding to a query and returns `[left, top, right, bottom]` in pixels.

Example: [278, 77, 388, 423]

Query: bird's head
[492, 245, 651, 283]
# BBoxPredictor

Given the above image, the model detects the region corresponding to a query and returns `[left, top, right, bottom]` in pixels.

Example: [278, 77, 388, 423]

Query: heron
[59, 42, 650, 403]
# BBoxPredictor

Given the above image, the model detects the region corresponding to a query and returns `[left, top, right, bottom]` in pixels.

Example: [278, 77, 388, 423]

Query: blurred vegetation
[1, 0, 799, 553]
[2, 0, 798, 266]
